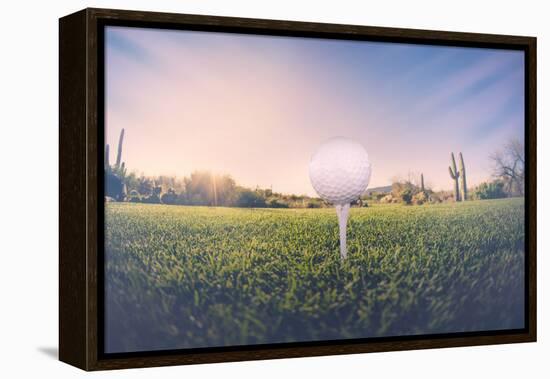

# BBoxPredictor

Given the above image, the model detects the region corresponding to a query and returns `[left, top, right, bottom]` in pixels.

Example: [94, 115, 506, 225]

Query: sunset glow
[105, 26, 524, 195]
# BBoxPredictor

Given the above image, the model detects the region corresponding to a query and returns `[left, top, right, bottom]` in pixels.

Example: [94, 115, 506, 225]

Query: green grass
[104, 198, 525, 353]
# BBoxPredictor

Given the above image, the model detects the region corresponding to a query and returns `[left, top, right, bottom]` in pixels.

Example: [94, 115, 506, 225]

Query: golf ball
[309, 137, 371, 205]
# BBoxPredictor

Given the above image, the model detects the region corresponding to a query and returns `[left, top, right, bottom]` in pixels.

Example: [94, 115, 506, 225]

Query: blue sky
[105, 26, 524, 194]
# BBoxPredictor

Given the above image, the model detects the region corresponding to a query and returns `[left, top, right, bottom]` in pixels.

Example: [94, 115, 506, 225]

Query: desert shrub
[236, 189, 266, 208]
[137, 178, 154, 196]
[412, 191, 429, 205]
[391, 181, 417, 204]
[438, 191, 455, 202]
[474, 181, 506, 200]
[267, 198, 289, 208]
[400, 188, 413, 204]
[105, 171, 126, 201]
[429, 193, 442, 203]
[380, 194, 394, 204]
[306, 201, 321, 208]
[161, 188, 178, 205]
[127, 189, 141, 203]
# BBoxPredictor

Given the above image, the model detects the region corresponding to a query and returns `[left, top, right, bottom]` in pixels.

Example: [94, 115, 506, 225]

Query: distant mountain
[365, 185, 392, 195]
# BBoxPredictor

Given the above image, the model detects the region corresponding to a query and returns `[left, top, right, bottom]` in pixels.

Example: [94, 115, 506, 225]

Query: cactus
[105, 129, 127, 202]
[448, 153, 460, 201]
[459, 152, 467, 201]
[115, 128, 125, 169]
[449, 152, 468, 201]
[420, 173, 425, 192]
[105, 144, 110, 170]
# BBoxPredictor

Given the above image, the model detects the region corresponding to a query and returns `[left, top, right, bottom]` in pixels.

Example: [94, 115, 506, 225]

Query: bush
[105, 170, 126, 201]
[306, 199, 323, 208]
[428, 193, 442, 203]
[412, 191, 428, 205]
[375, 192, 387, 201]
[267, 198, 289, 208]
[400, 188, 413, 204]
[161, 188, 178, 205]
[128, 189, 141, 203]
[474, 181, 506, 200]
[236, 189, 266, 208]
[391, 181, 417, 205]
[380, 194, 395, 204]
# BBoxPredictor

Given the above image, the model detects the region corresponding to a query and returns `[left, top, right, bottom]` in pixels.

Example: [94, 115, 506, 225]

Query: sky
[105, 26, 524, 195]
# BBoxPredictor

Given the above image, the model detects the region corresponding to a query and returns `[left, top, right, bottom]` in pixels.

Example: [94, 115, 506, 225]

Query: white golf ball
[309, 137, 371, 205]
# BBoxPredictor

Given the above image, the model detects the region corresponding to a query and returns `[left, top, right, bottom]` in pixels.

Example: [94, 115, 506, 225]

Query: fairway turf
[104, 198, 525, 353]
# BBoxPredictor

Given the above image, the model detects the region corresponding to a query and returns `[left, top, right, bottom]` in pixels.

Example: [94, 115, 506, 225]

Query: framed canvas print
[59, 8, 536, 371]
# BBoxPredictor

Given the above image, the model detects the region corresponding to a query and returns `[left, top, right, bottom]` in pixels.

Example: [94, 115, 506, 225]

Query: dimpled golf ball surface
[309, 137, 371, 205]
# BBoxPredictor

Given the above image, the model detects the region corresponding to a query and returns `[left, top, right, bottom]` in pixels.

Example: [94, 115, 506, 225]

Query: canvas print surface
[103, 26, 526, 354]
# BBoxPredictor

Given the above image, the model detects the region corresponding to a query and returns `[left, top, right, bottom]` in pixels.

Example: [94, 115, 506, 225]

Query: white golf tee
[335, 203, 350, 260]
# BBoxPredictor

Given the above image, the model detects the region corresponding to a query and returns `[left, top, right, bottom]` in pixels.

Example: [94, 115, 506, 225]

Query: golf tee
[335, 203, 350, 260]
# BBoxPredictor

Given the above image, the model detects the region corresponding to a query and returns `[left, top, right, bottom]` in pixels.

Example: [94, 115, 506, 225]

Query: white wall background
[0, 0, 547, 377]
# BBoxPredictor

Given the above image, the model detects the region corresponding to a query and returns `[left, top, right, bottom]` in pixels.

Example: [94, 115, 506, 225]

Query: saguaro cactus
[448, 153, 460, 201]
[459, 152, 467, 201]
[449, 152, 468, 201]
[105, 129, 127, 202]
[115, 128, 125, 169]
[420, 173, 425, 192]
[105, 144, 110, 169]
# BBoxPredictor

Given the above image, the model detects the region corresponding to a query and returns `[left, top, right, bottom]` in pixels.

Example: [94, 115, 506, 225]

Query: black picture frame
[59, 7, 537, 371]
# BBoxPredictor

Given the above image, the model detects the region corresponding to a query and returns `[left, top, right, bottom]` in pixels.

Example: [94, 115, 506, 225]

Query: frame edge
[526, 36, 537, 343]
[59, 9, 89, 371]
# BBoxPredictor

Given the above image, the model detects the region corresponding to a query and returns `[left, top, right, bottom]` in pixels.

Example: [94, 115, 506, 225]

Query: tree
[213, 175, 237, 206]
[490, 139, 525, 196]
[474, 181, 506, 200]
